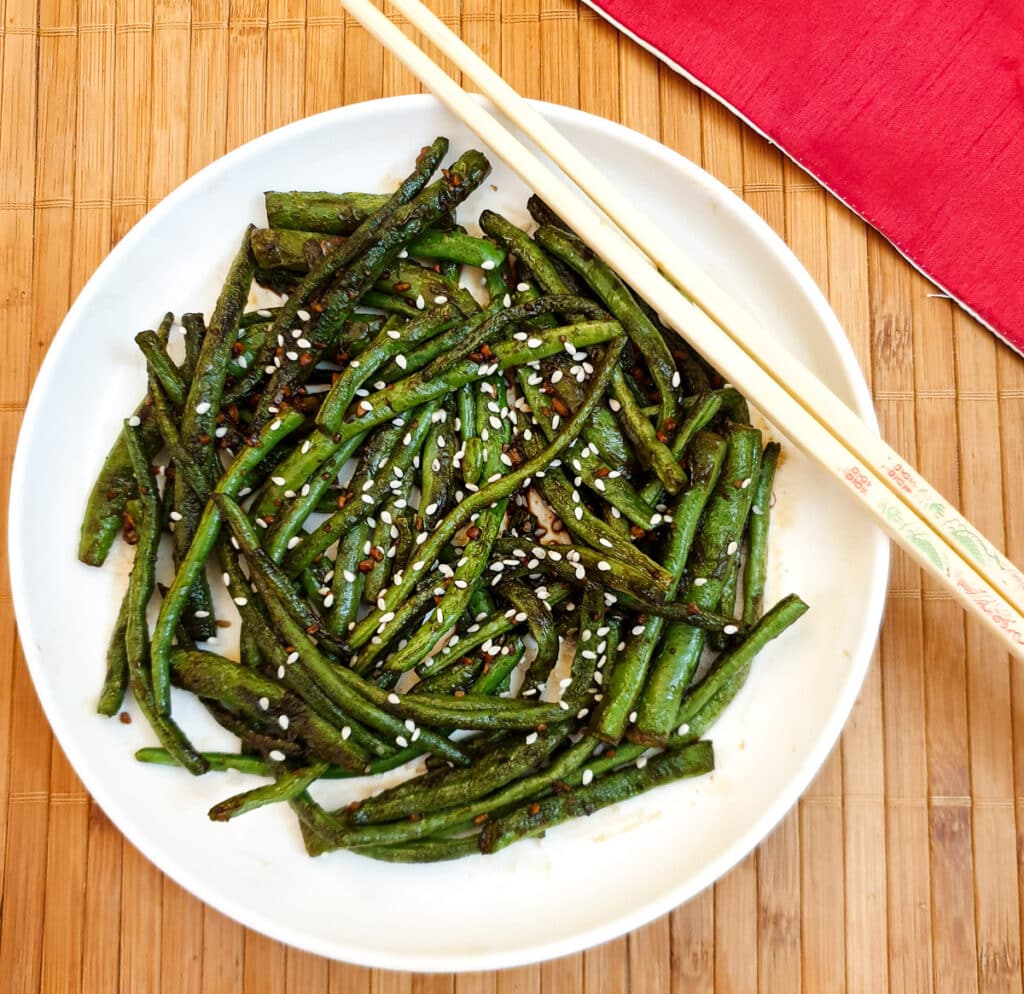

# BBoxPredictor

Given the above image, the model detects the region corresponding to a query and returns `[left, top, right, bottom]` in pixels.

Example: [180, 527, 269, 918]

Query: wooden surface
[2, 0, 1023, 989]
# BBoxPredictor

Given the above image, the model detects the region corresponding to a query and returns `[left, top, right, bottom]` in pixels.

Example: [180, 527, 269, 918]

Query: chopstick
[339, 0, 1024, 659]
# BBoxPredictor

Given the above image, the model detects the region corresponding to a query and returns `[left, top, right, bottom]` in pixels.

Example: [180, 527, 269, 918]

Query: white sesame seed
[258, 696, 270, 710]
[481, 259, 496, 270]
[636, 755, 648, 769]
[269, 749, 286, 762]
[194, 401, 211, 415]
[597, 560, 611, 572]
[236, 356, 248, 369]
[724, 624, 739, 635]
[396, 735, 409, 748]
[581, 769, 594, 785]
[677, 723, 690, 736]
[127, 415, 141, 427]
[278, 714, 290, 730]
[727, 541, 739, 555]
[341, 726, 352, 740]
[388, 693, 401, 705]
[270, 418, 282, 430]
[194, 610, 211, 619]
[297, 309, 311, 322]
[233, 596, 248, 607]
[503, 293, 512, 308]
[434, 295, 448, 305]
[693, 577, 707, 587]
[415, 295, 426, 310]
[169, 510, 183, 522]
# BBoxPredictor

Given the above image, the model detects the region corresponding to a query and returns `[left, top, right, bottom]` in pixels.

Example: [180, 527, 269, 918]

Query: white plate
[9, 95, 888, 971]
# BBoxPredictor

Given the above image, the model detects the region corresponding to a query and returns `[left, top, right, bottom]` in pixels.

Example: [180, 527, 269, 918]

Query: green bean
[743, 442, 780, 626]
[470, 637, 526, 696]
[674, 595, 809, 727]
[632, 426, 761, 745]
[170, 649, 369, 772]
[640, 391, 722, 506]
[78, 314, 174, 566]
[479, 740, 713, 853]
[208, 762, 330, 821]
[97, 590, 130, 716]
[264, 190, 391, 234]
[609, 366, 686, 493]
[135, 330, 187, 409]
[122, 425, 208, 774]
[535, 224, 680, 429]
[502, 580, 560, 695]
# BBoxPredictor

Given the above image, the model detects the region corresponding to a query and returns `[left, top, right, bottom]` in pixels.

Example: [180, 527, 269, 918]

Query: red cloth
[586, 0, 1024, 354]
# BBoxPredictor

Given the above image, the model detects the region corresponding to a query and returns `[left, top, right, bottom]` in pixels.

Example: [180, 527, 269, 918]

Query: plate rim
[9, 92, 890, 971]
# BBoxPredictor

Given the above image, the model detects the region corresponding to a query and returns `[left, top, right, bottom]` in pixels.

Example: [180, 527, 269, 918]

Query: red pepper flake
[528, 803, 541, 816]
[732, 478, 743, 489]
[472, 812, 489, 825]
[409, 812, 422, 822]
[451, 172, 461, 187]
[306, 623, 320, 635]
[453, 690, 466, 697]
[480, 343, 493, 358]
[357, 558, 374, 573]
[369, 546, 384, 563]
[299, 352, 314, 366]
[655, 430, 669, 443]
[394, 281, 412, 292]
[595, 466, 610, 478]
[466, 525, 482, 540]
[550, 396, 570, 417]
[119, 711, 132, 725]
[630, 525, 646, 540]
[686, 602, 699, 616]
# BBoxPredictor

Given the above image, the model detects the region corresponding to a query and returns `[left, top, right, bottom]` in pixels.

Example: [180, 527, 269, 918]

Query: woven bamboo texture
[2, 0, 1024, 990]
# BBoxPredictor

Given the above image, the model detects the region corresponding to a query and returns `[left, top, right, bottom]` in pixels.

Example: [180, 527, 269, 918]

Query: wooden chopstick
[339, 0, 1024, 659]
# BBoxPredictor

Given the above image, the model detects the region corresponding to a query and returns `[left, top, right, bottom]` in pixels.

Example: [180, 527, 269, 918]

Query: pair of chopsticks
[340, 0, 1024, 659]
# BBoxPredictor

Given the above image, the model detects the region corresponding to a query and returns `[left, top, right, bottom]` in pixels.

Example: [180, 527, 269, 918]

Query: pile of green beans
[81, 138, 807, 862]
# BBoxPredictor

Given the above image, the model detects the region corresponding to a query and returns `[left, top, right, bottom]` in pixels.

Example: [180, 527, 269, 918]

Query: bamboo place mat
[2, 1, 1024, 990]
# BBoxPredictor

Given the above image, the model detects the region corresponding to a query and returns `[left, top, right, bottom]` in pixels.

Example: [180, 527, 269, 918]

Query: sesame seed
[272, 475, 286, 486]
[127, 415, 141, 428]
[434, 295, 448, 305]
[194, 610, 211, 619]
[258, 697, 270, 710]
[387, 693, 401, 705]
[481, 259, 496, 270]
[727, 541, 739, 555]
[297, 309, 311, 322]
[215, 425, 228, 438]
[256, 309, 272, 318]
[693, 577, 707, 587]
[269, 749, 286, 762]
[597, 561, 611, 571]
[396, 735, 409, 748]
[265, 365, 276, 375]
[415, 295, 426, 309]
[671, 371, 681, 388]
[278, 714, 290, 730]
[677, 722, 690, 736]
[270, 418, 282, 430]
[608, 398, 622, 412]
[724, 624, 739, 635]
[341, 726, 352, 740]
[194, 401, 211, 415]
[636, 756, 648, 768]
[277, 665, 286, 678]
[526, 337, 542, 349]
[234, 596, 248, 606]
[581, 769, 594, 785]
[503, 293, 512, 308]
[169, 510, 183, 522]
[236, 356, 248, 369]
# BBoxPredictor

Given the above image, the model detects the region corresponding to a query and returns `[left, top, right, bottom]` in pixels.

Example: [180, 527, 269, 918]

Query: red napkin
[585, 0, 1024, 354]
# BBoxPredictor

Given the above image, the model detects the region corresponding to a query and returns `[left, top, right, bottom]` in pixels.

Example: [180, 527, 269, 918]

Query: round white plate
[9, 95, 888, 971]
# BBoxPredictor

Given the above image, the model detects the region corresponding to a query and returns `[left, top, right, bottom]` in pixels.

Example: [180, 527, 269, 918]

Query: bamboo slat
[3, 2, 1024, 990]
